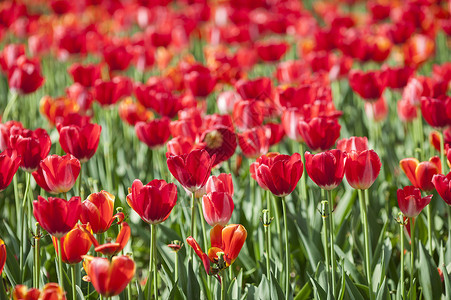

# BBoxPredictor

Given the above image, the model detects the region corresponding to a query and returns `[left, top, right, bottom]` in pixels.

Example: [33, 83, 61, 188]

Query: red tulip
[0, 149, 21, 191]
[166, 136, 194, 156]
[103, 44, 134, 72]
[83, 255, 135, 297]
[196, 126, 236, 167]
[0, 238, 5, 276]
[337, 136, 368, 153]
[233, 100, 265, 131]
[345, 150, 381, 190]
[187, 224, 247, 275]
[58, 122, 101, 163]
[39, 95, 79, 127]
[235, 77, 272, 101]
[202, 192, 234, 226]
[94, 77, 133, 106]
[9, 127, 51, 172]
[432, 173, 451, 206]
[206, 173, 234, 195]
[170, 119, 198, 142]
[265, 123, 285, 146]
[39, 283, 66, 299]
[166, 149, 214, 192]
[305, 150, 347, 190]
[0, 120, 23, 151]
[52, 224, 92, 264]
[184, 65, 216, 98]
[365, 96, 388, 122]
[348, 70, 387, 101]
[298, 117, 341, 152]
[400, 157, 441, 191]
[253, 153, 303, 197]
[32, 154, 81, 194]
[382, 65, 415, 90]
[80, 191, 115, 234]
[397, 98, 418, 122]
[420, 97, 451, 128]
[13, 285, 41, 300]
[127, 179, 177, 224]
[33, 195, 81, 238]
[281, 109, 304, 142]
[237, 126, 270, 159]
[135, 118, 171, 149]
[7, 55, 44, 94]
[397, 186, 432, 218]
[118, 98, 153, 126]
[0, 43, 25, 72]
[403, 34, 434, 68]
[256, 41, 289, 62]
[68, 63, 101, 88]
[217, 91, 239, 114]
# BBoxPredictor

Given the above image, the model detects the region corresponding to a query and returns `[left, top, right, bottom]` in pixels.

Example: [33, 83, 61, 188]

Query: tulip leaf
[343, 272, 365, 300]
[168, 282, 185, 300]
[257, 275, 270, 300]
[229, 269, 243, 300]
[294, 281, 311, 300]
[307, 274, 327, 300]
[334, 246, 365, 284]
[3, 241, 20, 286]
[187, 260, 200, 300]
[295, 223, 322, 269]
[270, 272, 285, 300]
[337, 265, 345, 300]
[375, 277, 388, 300]
[418, 243, 442, 300]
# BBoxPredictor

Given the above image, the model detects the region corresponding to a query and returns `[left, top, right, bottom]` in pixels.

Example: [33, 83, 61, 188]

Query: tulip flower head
[397, 186, 432, 218]
[305, 150, 347, 190]
[202, 192, 234, 227]
[83, 255, 135, 297]
[298, 117, 341, 152]
[400, 157, 441, 191]
[33, 196, 81, 239]
[80, 191, 115, 234]
[0, 148, 21, 191]
[206, 173, 234, 195]
[57, 122, 102, 163]
[345, 149, 381, 190]
[432, 173, 451, 206]
[52, 224, 92, 264]
[337, 136, 368, 153]
[187, 224, 247, 277]
[127, 179, 177, 224]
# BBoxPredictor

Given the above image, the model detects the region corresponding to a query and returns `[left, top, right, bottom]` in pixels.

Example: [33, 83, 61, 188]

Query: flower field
[0, 0, 450, 299]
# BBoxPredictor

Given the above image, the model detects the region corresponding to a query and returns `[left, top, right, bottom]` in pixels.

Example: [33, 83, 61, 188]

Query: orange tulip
[13, 285, 41, 300]
[80, 191, 115, 234]
[52, 224, 92, 264]
[83, 255, 135, 297]
[40, 283, 66, 300]
[400, 157, 441, 191]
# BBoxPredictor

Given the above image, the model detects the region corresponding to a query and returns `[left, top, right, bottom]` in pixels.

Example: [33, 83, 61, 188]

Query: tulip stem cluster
[320, 201, 331, 288]
[409, 217, 416, 300]
[326, 190, 336, 294]
[357, 189, 373, 300]
[426, 205, 433, 254]
[281, 197, 290, 299]
[34, 224, 41, 288]
[19, 171, 31, 280]
[399, 214, 405, 300]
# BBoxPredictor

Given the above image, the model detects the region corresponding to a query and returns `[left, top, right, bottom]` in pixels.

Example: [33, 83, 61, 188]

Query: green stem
[190, 193, 196, 261]
[35, 224, 41, 288]
[400, 216, 405, 300]
[409, 218, 416, 300]
[427, 205, 433, 255]
[152, 224, 158, 300]
[281, 197, 290, 299]
[57, 238, 64, 292]
[264, 223, 271, 280]
[174, 252, 178, 283]
[20, 172, 31, 282]
[197, 200, 211, 290]
[321, 201, 331, 288]
[71, 265, 77, 300]
[326, 190, 336, 294]
[2, 91, 19, 121]
[364, 189, 373, 259]
[299, 143, 308, 201]
[358, 189, 373, 300]
[149, 224, 154, 300]
[272, 195, 283, 274]
[13, 174, 20, 228]
[266, 191, 271, 265]
[440, 130, 447, 173]
[127, 282, 132, 300]
[221, 273, 225, 300]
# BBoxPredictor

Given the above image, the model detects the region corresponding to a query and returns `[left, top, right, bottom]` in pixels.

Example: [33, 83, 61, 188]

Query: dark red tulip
[235, 77, 272, 101]
[253, 153, 303, 197]
[80, 191, 115, 234]
[349, 70, 387, 101]
[298, 117, 341, 152]
[397, 186, 432, 218]
[7, 55, 44, 94]
[166, 149, 214, 192]
[94, 77, 133, 106]
[420, 97, 451, 128]
[432, 173, 451, 206]
[202, 192, 234, 226]
[52, 224, 92, 264]
[58, 122, 101, 163]
[135, 118, 171, 149]
[238, 126, 269, 159]
[265, 123, 285, 146]
[33, 195, 81, 238]
[184, 65, 216, 98]
[382, 65, 415, 90]
[0, 149, 21, 191]
[103, 44, 134, 72]
[0, 238, 5, 276]
[32, 154, 81, 194]
[255, 41, 289, 62]
[83, 255, 135, 297]
[196, 125, 236, 167]
[9, 127, 51, 172]
[127, 179, 177, 224]
[345, 150, 381, 190]
[400, 157, 441, 192]
[337, 136, 368, 153]
[305, 150, 347, 190]
[68, 63, 101, 88]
